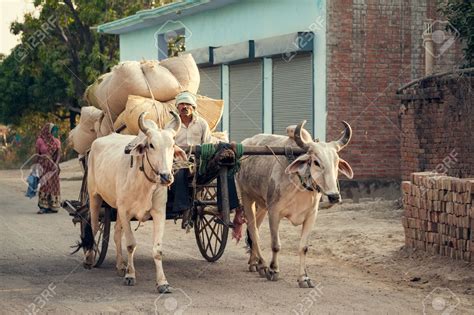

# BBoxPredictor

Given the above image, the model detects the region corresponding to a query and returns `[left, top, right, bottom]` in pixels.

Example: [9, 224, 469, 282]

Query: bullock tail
[70, 221, 94, 254]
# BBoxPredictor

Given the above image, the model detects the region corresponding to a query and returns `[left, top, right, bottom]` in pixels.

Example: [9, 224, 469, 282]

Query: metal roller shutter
[198, 66, 221, 99]
[229, 61, 263, 142]
[198, 66, 222, 130]
[272, 54, 313, 136]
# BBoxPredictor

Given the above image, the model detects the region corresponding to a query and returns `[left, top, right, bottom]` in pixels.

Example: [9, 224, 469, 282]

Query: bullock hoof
[248, 264, 258, 272]
[298, 277, 315, 288]
[258, 266, 268, 277]
[123, 276, 136, 286]
[83, 262, 93, 270]
[157, 284, 172, 294]
[116, 268, 126, 277]
[266, 269, 279, 281]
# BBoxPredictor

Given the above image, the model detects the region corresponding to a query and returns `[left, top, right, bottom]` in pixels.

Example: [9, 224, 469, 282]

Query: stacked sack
[71, 53, 225, 154]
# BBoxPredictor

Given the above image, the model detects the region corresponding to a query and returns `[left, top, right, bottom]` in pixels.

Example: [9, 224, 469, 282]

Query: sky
[0, 0, 35, 55]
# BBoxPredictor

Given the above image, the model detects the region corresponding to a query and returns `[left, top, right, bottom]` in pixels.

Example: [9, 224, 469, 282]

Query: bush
[0, 110, 76, 169]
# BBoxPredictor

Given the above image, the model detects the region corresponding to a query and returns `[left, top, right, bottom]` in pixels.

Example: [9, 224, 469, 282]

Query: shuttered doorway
[272, 54, 313, 136]
[198, 66, 221, 99]
[198, 65, 222, 130]
[229, 61, 263, 142]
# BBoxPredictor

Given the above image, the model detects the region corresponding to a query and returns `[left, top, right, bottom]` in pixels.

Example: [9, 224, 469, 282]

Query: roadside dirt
[0, 160, 472, 314]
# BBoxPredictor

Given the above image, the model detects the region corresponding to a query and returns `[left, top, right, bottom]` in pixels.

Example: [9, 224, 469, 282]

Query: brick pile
[402, 172, 474, 261]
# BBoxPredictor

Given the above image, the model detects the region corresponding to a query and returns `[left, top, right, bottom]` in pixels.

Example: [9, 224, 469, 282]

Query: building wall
[119, 0, 326, 60]
[399, 73, 474, 181]
[326, 0, 464, 180]
[118, 0, 328, 140]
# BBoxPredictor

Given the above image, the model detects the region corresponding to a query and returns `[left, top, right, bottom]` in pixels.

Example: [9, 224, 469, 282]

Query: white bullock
[81, 111, 185, 293]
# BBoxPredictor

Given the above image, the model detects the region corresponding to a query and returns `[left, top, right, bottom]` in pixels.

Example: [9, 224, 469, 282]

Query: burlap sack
[195, 95, 224, 131]
[160, 54, 200, 94]
[69, 106, 102, 154]
[211, 131, 229, 143]
[123, 95, 176, 135]
[140, 60, 181, 101]
[95, 114, 114, 138]
[83, 73, 112, 110]
[113, 111, 127, 131]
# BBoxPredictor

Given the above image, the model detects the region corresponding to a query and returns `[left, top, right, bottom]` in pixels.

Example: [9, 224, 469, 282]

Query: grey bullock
[236, 120, 353, 288]
[81, 112, 185, 293]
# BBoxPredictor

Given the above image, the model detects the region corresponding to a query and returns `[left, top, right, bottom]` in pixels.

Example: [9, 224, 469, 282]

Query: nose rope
[139, 152, 159, 184]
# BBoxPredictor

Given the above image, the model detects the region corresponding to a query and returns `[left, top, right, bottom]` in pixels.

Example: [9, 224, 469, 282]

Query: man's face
[177, 103, 194, 117]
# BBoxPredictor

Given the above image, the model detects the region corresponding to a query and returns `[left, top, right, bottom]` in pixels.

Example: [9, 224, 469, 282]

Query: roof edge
[97, 0, 206, 34]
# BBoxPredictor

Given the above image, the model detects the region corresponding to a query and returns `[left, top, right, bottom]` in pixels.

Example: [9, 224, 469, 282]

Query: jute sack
[113, 111, 126, 131]
[211, 131, 229, 143]
[83, 73, 112, 110]
[68, 107, 102, 154]
[140, 60, 181, 101]
[160, 54, 200, 94]
[68, 126, 96, 155]
[123, 95, 176, 135]
[80, 106, 103, 130]
[195, 95, 224, 131]
[95, 114, 114, 138]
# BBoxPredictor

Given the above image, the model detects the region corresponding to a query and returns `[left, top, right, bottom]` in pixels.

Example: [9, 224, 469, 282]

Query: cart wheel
[194, 207, 229, 262]
[80, 207, 111, 267]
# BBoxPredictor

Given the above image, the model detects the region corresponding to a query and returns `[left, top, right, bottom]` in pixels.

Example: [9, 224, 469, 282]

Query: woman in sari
[36, 123, 61, 214]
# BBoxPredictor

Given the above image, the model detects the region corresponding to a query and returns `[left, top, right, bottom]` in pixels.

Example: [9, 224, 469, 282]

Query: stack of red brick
[402, 172, 474, 262]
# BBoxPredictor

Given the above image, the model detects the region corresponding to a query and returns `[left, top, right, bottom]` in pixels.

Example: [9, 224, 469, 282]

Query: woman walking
[36, 123, 61, 214]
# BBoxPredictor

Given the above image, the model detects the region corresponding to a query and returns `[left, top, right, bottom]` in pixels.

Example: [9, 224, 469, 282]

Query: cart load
[71, 53, 225, 154]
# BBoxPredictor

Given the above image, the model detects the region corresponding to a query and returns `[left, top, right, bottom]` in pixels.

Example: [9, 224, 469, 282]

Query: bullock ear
[173, 145, 187, 161]
[125, 135, 148, 156]
[130, 143, 147, 156]
[338, 158, 353, 179]
[285, 154, 310, 175]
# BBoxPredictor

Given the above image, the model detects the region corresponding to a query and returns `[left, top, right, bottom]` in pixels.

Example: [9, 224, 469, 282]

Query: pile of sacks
[69, 54, 225, 154]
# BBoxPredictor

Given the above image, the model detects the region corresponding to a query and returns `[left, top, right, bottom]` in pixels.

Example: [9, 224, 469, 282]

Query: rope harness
[266, 145, 321, 193]
[198, 143, 244, 176]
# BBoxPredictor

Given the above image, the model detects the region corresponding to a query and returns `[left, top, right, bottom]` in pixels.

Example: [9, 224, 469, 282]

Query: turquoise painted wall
[118, 0, 327, 139]
[119, 0, 325, 61]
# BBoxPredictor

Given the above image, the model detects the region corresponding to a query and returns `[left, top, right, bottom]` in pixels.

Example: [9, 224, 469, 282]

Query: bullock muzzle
[327, 193, 341, 204]
[159, 173, 173, 185]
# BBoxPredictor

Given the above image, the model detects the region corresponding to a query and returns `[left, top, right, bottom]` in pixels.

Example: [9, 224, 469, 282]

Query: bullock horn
[168, 111, 181, 134]
[138, 112, 150, 134]
[334, 121, 352, 151]
[294, 120, 310, 150]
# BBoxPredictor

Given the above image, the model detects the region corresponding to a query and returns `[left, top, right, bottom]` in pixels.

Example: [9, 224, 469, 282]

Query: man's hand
[173, 145, 187, 161]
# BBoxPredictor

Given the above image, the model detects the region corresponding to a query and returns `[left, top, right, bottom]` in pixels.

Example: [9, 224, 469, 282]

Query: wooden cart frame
[63, 144, 304, 266]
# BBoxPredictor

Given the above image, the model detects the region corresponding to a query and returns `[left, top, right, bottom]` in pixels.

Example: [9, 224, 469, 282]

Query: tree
[5, 0, 156, 128]
[439, 0, 474, 67]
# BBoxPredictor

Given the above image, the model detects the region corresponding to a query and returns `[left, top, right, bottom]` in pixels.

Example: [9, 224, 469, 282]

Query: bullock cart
[62, 143, 305, 267]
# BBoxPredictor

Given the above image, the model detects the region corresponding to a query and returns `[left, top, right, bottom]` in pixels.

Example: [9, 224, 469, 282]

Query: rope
[141, 67, 169, 129]
[265, 145, 288, 169]
[199, 143, 216, 175]
[229, 143, 244, 176]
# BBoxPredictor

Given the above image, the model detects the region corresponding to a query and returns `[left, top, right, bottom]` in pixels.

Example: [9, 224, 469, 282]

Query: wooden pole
[179, 145, 306, 156]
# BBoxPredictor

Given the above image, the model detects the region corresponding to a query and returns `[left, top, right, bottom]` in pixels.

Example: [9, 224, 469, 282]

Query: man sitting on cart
[169, 91, 240, 229]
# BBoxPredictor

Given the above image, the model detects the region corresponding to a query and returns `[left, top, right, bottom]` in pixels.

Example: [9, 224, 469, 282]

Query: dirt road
[0, 162, 473, 314]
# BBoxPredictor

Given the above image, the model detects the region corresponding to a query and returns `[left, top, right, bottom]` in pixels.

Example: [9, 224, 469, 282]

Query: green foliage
[439, 0, 474, 67]
[0, 0, 156, 126]
[0, 0, 170, 167]
[168, 35, 186, 57]
[0, 110, 75, 169]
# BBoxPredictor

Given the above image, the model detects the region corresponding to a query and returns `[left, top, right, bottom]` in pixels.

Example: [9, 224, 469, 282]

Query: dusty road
[0, 161, 473, 314]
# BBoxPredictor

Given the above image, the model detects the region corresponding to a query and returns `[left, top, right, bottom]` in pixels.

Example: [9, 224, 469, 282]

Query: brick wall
[327, 0, 464, 180]
[398, 72, 474, 180]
